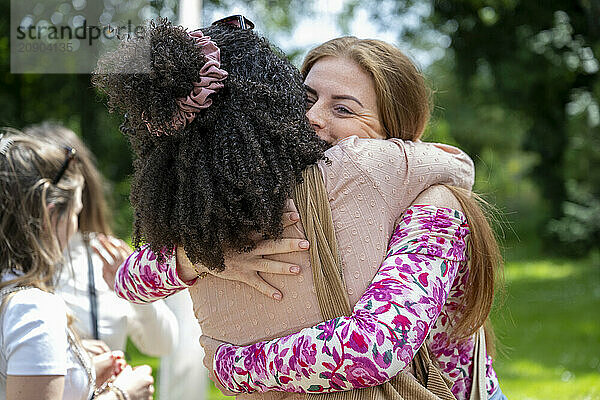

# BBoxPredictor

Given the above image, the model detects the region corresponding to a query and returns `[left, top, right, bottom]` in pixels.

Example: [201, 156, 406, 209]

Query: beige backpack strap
[409, 341, 455, 400]
[293, 165, 352, 319]
[469, 326, 488, 400]
[294, 165, 456, 400]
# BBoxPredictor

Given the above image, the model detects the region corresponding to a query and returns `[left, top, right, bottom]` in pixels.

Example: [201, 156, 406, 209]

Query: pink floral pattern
[213, 206, 499, 399]
[114, 246, 192, 303]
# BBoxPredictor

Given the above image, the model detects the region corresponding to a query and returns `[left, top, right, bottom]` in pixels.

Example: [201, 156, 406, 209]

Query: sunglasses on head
[52, 146, 77, 185]
[211, 14, 255, 30]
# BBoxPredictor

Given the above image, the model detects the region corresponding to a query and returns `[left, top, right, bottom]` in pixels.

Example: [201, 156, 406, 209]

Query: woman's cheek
[316, 130, 332, 143]
[330, 121, 358, 142]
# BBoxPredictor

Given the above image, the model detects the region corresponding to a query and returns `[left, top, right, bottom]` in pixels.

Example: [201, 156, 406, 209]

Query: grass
[125, 339, 160, 391]
[490, 257, 600, 399]
[132, 257, 600, 399]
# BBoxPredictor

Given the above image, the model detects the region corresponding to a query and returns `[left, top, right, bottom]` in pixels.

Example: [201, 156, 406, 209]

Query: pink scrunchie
[145, 30, 229, 136]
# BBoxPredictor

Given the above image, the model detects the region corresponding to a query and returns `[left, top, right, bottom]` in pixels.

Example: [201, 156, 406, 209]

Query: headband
[0, 133, 13, 156]
[144, 29, 229, 136]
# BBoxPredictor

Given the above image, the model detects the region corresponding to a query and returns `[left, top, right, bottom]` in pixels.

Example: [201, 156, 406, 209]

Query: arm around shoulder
[389, 138, 475, 192]
[412, 184, 463, 211]
[114, 245, 191, 304]
[212, 205, 470, 394]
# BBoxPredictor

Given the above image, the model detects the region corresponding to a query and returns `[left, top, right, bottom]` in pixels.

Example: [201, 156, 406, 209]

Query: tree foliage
[364, 0, 599, 255]
[433, 0, 599, 214]
[431, 1, 599, 254]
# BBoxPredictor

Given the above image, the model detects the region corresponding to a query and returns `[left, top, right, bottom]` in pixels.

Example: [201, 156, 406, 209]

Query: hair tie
[0, 133, 13, 156]
[144, 29, 229, 136]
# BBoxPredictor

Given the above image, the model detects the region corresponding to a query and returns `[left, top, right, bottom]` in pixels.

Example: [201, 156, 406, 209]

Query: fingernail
[273, 292, 282, 301]
[290, 212, 300, 221]
[290, 266, 300, 274]
[299, 240, 310, 249]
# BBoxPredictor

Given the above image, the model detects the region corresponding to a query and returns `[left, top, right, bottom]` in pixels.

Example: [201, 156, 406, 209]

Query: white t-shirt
[56, 232, 178, 354]
[0, 285, 92, 400]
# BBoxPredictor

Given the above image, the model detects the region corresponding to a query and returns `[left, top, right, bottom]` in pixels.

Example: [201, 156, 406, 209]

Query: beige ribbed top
[188, 137, 473, 400]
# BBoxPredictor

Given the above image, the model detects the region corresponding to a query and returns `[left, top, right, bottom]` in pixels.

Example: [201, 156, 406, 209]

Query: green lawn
[133, 257, 600, 399]
[125, 339, 160, 389]
[490, 257, 600, 399]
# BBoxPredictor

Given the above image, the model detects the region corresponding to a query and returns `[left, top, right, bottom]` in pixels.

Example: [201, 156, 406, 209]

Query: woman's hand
[177, 211, 310, 300]
[92, 350, 126, 388]
[111, 364, 154, 400]
[91, 233, 133, 289]
[199, 335, 236, 396]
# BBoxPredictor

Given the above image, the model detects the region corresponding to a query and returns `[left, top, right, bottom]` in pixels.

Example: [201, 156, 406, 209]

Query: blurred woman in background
[0, 131, 154, 400]
[24, 122, 178, 359]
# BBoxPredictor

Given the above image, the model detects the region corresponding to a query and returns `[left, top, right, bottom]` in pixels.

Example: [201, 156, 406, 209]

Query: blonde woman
[0, 132, 153, 400]
[201, 37, 505, 400]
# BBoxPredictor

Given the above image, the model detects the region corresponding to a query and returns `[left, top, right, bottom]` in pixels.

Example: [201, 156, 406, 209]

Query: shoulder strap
[468, 326, 488, 400]
[83, 235, 100, 340]
[293, 165, 456, 400]
[293, 165, 351, 319]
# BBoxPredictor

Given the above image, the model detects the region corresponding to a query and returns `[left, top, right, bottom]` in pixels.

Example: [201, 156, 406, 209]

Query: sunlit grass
[498, 358, 600, 399]
[502, 259, 581, 281]
[491, 257, 600, 399]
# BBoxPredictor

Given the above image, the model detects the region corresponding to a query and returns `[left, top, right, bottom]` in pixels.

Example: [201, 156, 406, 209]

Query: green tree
[364, 0, 599, 254]
[431, 1, 599, 220]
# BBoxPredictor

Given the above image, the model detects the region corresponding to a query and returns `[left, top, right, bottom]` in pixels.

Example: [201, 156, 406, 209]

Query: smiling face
[304, 56, 385, 145]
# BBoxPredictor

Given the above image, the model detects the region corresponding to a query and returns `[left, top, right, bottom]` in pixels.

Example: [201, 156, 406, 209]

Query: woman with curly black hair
[95, 18, 476, 399]
[93, 19, 326, 272]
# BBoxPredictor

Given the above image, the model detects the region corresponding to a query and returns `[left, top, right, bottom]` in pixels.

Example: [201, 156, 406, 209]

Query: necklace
[67, 327, 96, 398]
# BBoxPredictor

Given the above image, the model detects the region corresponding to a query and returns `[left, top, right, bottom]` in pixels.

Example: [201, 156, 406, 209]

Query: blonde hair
[0, 131, 83, 292]
[303, 37, 503, 350]
[301, 36, 431, 140]
[23, 122, 112, 235]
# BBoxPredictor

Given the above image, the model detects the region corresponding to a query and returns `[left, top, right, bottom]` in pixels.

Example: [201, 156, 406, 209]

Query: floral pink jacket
[114, 206, 499, 400]
[212, 206, 499, 399]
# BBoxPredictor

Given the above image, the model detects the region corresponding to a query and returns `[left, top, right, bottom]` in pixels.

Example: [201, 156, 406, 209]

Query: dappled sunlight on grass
[500, 372, 600, 400]
[503, 259, 581, 281]
[501, 358, 597, 383]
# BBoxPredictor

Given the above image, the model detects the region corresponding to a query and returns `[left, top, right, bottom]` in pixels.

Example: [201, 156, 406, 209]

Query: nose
[306, 102, 324, 130]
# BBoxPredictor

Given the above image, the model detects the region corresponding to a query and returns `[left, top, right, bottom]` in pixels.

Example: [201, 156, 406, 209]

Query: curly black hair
[92, 19, 327, 270]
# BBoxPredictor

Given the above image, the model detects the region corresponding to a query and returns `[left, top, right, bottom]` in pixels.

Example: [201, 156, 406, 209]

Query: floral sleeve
[114, 245, 192, 304]
[213, 205, 469, 394]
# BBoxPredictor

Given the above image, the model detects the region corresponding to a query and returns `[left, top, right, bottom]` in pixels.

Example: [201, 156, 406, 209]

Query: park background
[1, 0, 599, 398]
